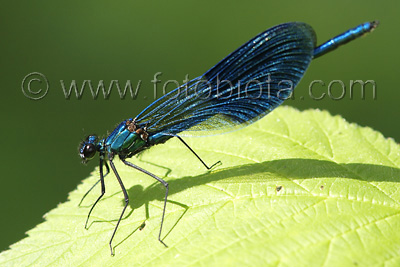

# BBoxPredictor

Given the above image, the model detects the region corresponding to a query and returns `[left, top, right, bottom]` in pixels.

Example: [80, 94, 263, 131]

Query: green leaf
[1, 106, 400, 266]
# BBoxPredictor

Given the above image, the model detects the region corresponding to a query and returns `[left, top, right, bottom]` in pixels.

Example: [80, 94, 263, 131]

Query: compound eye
[83, 144, 96, 159]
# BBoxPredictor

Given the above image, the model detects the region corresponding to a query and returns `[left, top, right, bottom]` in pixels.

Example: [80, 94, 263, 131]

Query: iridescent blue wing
[135, 22, 316, 136]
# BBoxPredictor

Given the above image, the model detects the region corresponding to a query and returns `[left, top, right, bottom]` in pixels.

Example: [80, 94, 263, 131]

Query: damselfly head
[79, 135, 98, 163]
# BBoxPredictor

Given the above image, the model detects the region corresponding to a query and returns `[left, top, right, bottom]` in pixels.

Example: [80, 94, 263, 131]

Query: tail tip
[371, 20, 380, 30]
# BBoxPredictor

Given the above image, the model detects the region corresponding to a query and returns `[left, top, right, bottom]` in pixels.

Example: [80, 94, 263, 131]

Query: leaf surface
[1, 106, 400, 266]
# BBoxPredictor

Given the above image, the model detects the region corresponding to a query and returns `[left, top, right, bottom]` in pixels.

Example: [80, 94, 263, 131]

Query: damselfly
[79, 21, 378, 255]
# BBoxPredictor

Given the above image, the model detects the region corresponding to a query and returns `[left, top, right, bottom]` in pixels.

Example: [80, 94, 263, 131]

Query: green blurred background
[1, 0, 398, 252]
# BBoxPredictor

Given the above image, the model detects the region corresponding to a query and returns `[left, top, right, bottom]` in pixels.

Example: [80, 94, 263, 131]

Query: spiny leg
[84, 154, 106, 228]
[79, 161, 110, 207]
[109, 158, 130, 256]
[122, 158, 169, 247]
[175, 135, 221, 169]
